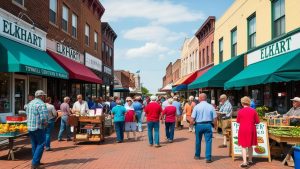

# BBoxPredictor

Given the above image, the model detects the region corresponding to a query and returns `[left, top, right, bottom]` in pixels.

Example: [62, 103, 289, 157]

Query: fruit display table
[0, 132, 28, 160]
[0, 123, 29, 160]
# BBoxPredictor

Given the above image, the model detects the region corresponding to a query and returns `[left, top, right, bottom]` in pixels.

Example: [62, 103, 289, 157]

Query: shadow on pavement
[51, 145, 78, 151]
[44, 158, 98, 167]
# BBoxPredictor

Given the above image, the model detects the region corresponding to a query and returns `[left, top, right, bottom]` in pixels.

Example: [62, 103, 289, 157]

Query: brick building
[102, 22, 117, 97]
[195, 16, 215, 69]
[0, 0, 111, 118]
[113, 70, 136, 98]
[172, 59, 181, 83]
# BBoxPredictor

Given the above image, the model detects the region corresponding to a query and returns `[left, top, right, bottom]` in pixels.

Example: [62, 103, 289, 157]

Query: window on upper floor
[206, 46, 209, 65]
[85, 24, 90, 46]
[219, 38, 223, 63]
[211, 41, 214, 63]
[62, 5, 68, 32]
[202, 48, 205, 67]
[94, 32, 98, 50]
[248, 13, 256, 50]
[272, 0, 285, 38]
[49, 0, 57, 24]
[231, 27, 237, 57]
[13, 0, 24, 7]
[72, 13, 77, 38]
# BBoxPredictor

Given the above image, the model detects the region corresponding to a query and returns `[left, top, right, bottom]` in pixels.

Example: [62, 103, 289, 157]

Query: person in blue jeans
[133, 96, 144, 132]
[111, 99, 126, 143]
[190, 93, 217, 163]
[144, 96, 162, 147]
[26, 90, 48, 169]
[58, 97, 72, 141]
[45, 97, 57, 151]
[162, 98, 176, 143]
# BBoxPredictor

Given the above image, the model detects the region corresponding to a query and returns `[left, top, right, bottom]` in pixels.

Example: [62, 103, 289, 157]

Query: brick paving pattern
[0, 124, 292, 169]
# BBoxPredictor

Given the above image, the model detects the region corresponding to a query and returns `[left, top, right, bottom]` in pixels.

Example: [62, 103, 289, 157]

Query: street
[0, 124, 290, 169]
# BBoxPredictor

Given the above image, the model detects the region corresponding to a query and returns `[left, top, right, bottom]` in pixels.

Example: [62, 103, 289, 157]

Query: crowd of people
[26, 89, 300, 168]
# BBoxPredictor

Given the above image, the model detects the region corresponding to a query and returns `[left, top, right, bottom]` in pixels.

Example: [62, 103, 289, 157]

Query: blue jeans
[195, 123, 213, 160]
[147, 122, 160, 145]
[136, 111, 143, 132]
[28, 129, 45, 165]
[165, 122, 175, 141]
[45, 119, 55, 149]
[114, 121, 125, 141]
[58, 115, 71, 140]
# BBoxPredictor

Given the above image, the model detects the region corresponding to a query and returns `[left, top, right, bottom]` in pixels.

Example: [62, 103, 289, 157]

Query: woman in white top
[45, 97, 57, 151]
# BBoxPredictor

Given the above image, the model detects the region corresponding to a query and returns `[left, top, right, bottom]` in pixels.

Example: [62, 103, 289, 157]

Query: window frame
[85, 24, 90, 46]
[231, 27, 237, 57]
[206, 46, 209, 65]
[62, 5, 69, 32]
[12, 0, 25, 9]
[49, 0, 57, 24]
[219, 38, 223, 63]
[211, 41, 214, 63]
[71, 13, 77, 38]
[94, 32, 98, 51]
[247, 13, 256, 50]
[272, 0, 285, 38]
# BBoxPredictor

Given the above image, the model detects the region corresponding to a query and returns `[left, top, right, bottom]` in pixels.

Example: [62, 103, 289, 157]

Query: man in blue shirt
[133, 96, 144, 132]
[191, 93, 217, 163]
[172, 96, 183, 130]
[111, 99, 127, 143]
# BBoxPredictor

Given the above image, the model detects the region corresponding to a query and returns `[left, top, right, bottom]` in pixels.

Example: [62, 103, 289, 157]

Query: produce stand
[71, 115, 105, 145]
[268, 126, 300, 166]
[0, 132, 28, 160]
[0, 120, 28, 160]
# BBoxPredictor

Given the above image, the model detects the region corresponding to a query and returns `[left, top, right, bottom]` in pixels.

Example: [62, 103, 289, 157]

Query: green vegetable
[269, 127, 300, 137]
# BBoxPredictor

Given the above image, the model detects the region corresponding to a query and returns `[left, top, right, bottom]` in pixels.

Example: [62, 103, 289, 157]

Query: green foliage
[256, 106, 269, 117]
[141, 86, 149, 95]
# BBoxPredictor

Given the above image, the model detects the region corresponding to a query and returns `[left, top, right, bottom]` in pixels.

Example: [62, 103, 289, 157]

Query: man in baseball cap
[284, 97, 300, 126]
[26, 90, 48, 168]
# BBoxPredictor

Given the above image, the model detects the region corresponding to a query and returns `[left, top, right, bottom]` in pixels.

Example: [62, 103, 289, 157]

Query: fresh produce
[254, 146, 265, 154]
[269, 127, 300, 137]
[0, 123, 28, 134]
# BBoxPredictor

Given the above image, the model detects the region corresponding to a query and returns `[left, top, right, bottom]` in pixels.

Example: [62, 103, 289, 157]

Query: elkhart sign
[85, 53, 102, 72]
[0, 9, 46, 51]
[247, 32, 300, 65]
[56, 43, 80, 62]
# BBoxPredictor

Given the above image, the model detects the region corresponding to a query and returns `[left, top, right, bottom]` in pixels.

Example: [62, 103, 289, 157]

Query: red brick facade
[195, 16, 215, 69]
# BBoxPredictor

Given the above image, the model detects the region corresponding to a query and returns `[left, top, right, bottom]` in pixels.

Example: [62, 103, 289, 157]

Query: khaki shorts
[221, 119, 231, 135]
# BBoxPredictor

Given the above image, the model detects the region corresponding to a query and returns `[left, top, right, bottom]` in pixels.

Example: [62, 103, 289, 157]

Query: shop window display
[0, 73, 11, 113]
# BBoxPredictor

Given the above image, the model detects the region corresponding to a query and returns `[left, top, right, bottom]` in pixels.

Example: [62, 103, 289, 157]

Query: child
[124, 97, 137, 140]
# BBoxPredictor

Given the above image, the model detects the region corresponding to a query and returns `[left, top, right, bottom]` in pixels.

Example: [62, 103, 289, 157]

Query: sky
[101, 0, 234, 94]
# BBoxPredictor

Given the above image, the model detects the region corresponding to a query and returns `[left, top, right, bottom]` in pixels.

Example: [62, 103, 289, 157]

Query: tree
[141, 86, 149, 95]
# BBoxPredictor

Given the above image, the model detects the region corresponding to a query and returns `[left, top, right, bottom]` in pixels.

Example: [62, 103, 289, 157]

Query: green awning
[0, 36, 68, 79]
[225, 49, 300, 89]
[113, 88, 130, 92]
[188, 54, 244, 89]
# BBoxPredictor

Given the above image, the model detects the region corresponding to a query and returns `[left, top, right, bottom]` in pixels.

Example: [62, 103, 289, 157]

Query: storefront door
[29, 77, 43, 96]
[14, 75, 27, 114]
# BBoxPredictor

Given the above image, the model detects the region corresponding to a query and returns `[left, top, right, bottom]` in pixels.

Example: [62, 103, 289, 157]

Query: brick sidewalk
[0, 124, 292, 169]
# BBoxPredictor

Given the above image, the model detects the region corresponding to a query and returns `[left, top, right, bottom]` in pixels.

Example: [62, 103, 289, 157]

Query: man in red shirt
[145, 95, 162, 147]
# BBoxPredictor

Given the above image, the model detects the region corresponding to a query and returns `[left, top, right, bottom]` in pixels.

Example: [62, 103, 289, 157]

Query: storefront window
[0, 73, 11, 113]
[272, 83, 288, 114]
[71, 83, 81, 103]
[263, 84, 272, 107]
[84, 84, 92, 99]
[97, 84, 102, 97]
[92, 84, 97, 97]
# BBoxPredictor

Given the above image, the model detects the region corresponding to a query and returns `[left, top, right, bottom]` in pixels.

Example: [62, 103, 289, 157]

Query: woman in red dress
[237, 96, 260, 168]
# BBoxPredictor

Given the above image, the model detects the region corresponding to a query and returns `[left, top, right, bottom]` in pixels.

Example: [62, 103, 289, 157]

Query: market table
[0, 132, 28, 160]
[268, 133, 300, 166]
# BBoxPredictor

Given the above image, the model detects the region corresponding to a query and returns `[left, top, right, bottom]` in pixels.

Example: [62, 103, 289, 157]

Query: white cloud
[102, 0, 204, 25]
[123, 26, 187, 43]
[125, 42, 174, 59]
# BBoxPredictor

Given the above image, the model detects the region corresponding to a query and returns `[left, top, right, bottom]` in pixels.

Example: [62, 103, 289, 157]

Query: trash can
[295, 146, 300, 169]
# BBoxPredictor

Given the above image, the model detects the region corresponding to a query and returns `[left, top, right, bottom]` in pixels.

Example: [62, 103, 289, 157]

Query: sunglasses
[126, 100, 132, 102]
